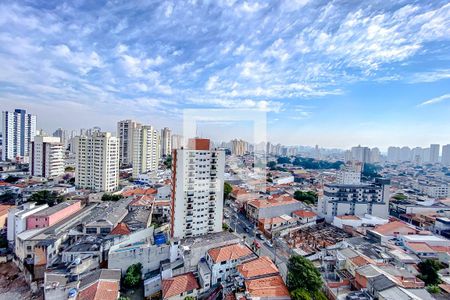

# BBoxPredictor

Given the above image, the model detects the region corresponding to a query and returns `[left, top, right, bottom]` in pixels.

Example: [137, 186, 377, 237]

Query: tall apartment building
[1, 109, 36, 161]
[171, 138, 225, 239]
[370, 147, 381, 163]
[30, 135, 64, 178]
[442, 144, 450, 166]
[430, 144, 440, 163]
[319, 178, 391, 222]
[117, 120, 141, 166]
[336, 163, 362, 185]
[132, 125, 160, 177]
[161, 127, 171, 157]
[75, 131, 119, 192]
[231, 139, 248, 156]
[350, 145, 371, 163]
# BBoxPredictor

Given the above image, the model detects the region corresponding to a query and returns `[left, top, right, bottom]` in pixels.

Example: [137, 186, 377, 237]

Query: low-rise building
[26, 200, 82, 229]
[246, 194, 303, 223]
[292, 209, 317, 226]
[7, 202, 49, 243]
[162, 272, 200, 300]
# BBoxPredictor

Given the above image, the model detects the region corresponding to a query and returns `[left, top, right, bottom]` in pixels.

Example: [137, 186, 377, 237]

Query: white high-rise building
[387, 146, 400, 162]
[430, 144, 440, 163]
[30, 135, 64, 178]
[350, 145, 371, 163]
[117, 120, 141, 167]
[370, 147, 381, 163]
[132, 125, 160, 177]
[442, 144, 450, 166]
[170, 138, 225, 239]
[160, 127, 172, 157]
[1, 109, 36, 161]
[75, 131, 119, 192]
[231, 139, 248, 156]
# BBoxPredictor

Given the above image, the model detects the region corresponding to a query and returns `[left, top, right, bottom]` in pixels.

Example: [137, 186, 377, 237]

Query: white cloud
[238, 2, 268, 13]
[418, 94, 450, 106]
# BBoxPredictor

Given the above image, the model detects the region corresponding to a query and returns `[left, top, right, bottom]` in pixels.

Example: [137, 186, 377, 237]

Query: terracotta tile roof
[293, 210, 317, 218]
[350, 255, 371, 267]
[248, 195, 298, 209]
[208, 243, 253, 263]
[0, 204, 14, 216]
[129, 194, 154, 206]
[259, 217, 286, 225]
[237, 256, 279, 279]
[110, 222, 131, 235]
[372, 221, 418, 236]
[121, 188, 157, 197]
[78, 280, 119, 300]
[439, 283, 450, 294]
[162, 272, 199, 299]
[245, 275, 290, 298]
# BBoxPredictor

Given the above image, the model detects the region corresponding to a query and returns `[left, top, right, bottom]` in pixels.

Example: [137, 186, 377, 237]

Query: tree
[267, 161, 277, 170]
[392, 193, 407, 201]
[101, 193, 123, 201]
[123, 263, 143, 288]
[277, 157, 291, 164]
[287, 255, 323, 293]
[362, 163, 381, 179]
[291, 288, 311, 300]
[293, 191, 318, 205]
[311, 291, 327, 300]
[28, 190, 64, 207]
[164, 155, 172, 169]
[184, 297, 196, 300]
[0, 190, 17, 203]
[4, 175, 20, 183]
[426, 285, 440, 294]
[418, 259, 443, 286]
[224, 182, 233, 199]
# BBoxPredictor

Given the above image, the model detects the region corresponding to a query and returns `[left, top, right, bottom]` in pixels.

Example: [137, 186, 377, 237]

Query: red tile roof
[208, 243, 253, 263]
[237, 256, 279, 279]
[78, 280, 119, 300]
[335, 215, 361, 220]
[110, 223, 131, 235]
[162, 272, 199, 299]
[248, 195, 298, 209]
[293, 210, 317, 218]
[372, 221, 418, 236]
[245, 275, 290, 298]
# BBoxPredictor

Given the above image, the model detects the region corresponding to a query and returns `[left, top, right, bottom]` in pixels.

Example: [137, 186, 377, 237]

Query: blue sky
[1, 0, 450, 149]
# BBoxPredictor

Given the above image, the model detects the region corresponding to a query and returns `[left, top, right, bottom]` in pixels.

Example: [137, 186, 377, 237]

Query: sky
[1, 0, 450, 150]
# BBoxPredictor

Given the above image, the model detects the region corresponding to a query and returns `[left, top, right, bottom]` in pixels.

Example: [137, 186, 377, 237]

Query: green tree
[101, 193, 123, 201]
[418, 259, 443, 286]
[123, 263, 143, 288]
[267, 161, 277, 170]
[287, 255, 323, 293]
[277, 157, 291, 164]
[118, 296, 130, 300]
[311, 290, 327, 300]
[164, 155, 172, 169]
[426, 285, 440, 294]
[28, 190, 64, 207]
[291, 288, 311, 300]
[392, 193, 407, 201]
[224, 182, 233, 199]
[0, 190, 17, 203]
[4, 175, 20, 183]
[293, 191, 318, 205]
[184, 297, 196, 300]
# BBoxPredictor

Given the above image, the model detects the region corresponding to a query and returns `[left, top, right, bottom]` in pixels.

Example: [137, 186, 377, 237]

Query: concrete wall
[26, 201, 81, 229]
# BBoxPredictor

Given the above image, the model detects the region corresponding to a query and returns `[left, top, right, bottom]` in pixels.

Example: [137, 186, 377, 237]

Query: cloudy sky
[1, 0, 450, 150]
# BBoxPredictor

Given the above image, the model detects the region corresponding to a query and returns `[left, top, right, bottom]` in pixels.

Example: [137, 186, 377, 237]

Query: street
[223, 203, 289, 280]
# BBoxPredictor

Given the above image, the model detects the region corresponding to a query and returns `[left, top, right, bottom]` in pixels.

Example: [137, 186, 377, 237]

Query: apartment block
[132, 125, 160, 177]
[75, 131, 119, 192]
[171, 138, 225, 239]
[30, 135, 65, 178]
[1, 109, 36, 161]
[161, 127, 172, 157]
[117, 119, 140, 166]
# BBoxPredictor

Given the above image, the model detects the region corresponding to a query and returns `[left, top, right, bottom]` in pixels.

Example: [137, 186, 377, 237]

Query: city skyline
[1, 1, 450, 148]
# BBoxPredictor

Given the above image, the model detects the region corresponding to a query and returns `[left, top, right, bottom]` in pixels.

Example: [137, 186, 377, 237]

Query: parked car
[265, 240, 273, 248]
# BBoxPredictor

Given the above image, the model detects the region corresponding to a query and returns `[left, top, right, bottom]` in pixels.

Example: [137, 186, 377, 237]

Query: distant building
[319, 178, 391, 222]
[1, 109, 36, 161]
[132, 125, 160, 177]
[442, 144, 450, 166]
[430, 144, 440, 163]
[52, 128, 68, 148]
[30, 135, 65, 178]
[350, 145, 371, 163]
[117, 119, 140, 166]
[231, 139, 248, 156]
[161, 127, 172, 157]
[170, 138, 225, 239]
[75, 131, 119, 192]
[171, 134, 184, 150]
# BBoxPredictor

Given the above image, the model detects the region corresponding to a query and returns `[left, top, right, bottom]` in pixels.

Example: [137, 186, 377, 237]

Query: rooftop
[237, 256, 279, 279]
[293, 209, 317, 218]
[31, 200, 79, 217]
[162, 272, 199, 299]
[208, 243, 253, 263]
[245, 275, 290, 298]
[371, 221, 418, 236]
